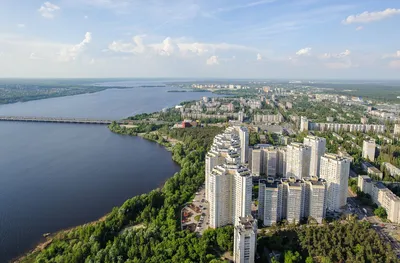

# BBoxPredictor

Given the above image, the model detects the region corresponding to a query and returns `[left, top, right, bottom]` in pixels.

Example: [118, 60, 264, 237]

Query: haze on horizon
[0, 0, 399, 79]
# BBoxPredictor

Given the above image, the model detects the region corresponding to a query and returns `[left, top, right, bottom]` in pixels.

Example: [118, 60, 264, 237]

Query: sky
[0, 0, 400, 79]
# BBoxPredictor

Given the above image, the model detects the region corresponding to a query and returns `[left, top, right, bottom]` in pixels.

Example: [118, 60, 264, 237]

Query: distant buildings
[309, 122, 385, 134]
[253, 113, 284, 123]
[326, 117, 334, 122]
[286, 143, 311, 179]
[320, 154, 350, 211]
[238, 111, 244, 122]
[361, 116, 368, 124]
[395, 124, 400, 135]
[234, 216, 257, 263]
[362, 139, 376, 162]
[303, 136, 326, 177]
[300, 116, 309, 132]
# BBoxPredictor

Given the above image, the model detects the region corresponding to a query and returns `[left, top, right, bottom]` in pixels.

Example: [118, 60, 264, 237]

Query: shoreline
[13, 214, 109, 263]
[0, 85, 167, 106]
[13, 132, 179, 263]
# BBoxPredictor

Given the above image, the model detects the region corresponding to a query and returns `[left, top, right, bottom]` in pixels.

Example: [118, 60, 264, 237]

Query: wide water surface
[0, 85, 219, 262]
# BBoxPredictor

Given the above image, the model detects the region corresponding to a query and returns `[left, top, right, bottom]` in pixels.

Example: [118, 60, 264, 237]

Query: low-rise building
[253, 113, 283, 123]
[361, 180, 400, 224]
[362, 139, 376, 162]
[383, 162, 400, 177]
[309, 123, 385, 134]
[357, 175, 372, 194]
[332, 132, 343, 141]
[361, 162, 383, 179]
[395, 124, 400, 135]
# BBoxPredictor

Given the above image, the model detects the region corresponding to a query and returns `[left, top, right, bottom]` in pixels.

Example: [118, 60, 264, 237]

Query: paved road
[181, 186, 209, 235]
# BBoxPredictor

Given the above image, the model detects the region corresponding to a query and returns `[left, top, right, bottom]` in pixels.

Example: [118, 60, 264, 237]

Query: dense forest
[258, 219, 398, 263]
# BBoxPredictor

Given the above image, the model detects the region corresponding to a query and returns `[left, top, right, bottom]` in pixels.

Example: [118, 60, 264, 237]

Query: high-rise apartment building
[249, 147, 263, 176]
[209, 165, 252, 228]
[265, 148, 278, 177]
[234, 216, 257, 263]
[303, 177, 327, 223]
[248, 144, 275, 177]
[205, 150, 225, 200]
[320, 154, 350, 211]
[258, 178, 283, 226]
[362, 139, 376, 162]
[277, 147, 287, 177]
[205, 127, 241, 201]
[286, 143, 311, 179]
[238, 127, 249, 164]
[282, 177, 305, 224]
[303, 136, 326, 177]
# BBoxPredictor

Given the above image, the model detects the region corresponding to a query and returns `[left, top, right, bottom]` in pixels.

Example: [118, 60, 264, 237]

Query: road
[181, 186, 209, 235]
[347, 188, 400, 257]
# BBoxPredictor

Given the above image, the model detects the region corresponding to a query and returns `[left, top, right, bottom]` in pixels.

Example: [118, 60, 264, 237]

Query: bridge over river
[0, 116, 124, 125]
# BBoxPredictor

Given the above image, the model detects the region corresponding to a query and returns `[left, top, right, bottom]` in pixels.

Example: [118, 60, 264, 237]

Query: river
[0, 84, 220, 262]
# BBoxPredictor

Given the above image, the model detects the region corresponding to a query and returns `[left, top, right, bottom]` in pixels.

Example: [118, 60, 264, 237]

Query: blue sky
[0, 0, 399, 78]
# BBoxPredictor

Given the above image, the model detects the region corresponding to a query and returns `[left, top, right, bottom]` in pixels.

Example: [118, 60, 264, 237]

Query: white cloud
[158, 37, 178, 56]
[30, 53, 42, 60]
[320, 50, 351, 59]
[296, 47, 311, 56]
[38, 2, 60, 19]
[58, 32, 92, 61]
[342, 8, 400, 24]
[89, 58, 95, 64]
[382, 50, 400, 59]
[356, 26, 363, 31]
[17, 24, 26, 28]
[206, 55, 219, 65]
[108, 35, 146, 54]
[108, 36, 259, 58]
[257, 53, 262, 60]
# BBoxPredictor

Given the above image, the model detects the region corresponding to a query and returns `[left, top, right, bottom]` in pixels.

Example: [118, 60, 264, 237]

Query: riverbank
[17, 120, 230, 262]
[13, 214, 108, 263]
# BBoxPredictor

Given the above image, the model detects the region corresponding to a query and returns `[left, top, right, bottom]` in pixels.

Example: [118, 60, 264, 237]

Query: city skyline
[0, 0, 400, 78]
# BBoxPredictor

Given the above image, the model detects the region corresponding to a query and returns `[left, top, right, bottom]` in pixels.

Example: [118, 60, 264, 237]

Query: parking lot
[181, 186, 209, 235]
